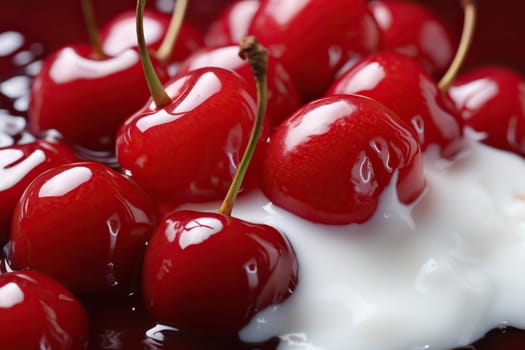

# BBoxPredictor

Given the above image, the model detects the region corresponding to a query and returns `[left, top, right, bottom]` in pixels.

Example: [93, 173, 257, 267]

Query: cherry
[116, 1, 259, 204]
[100, 8, 204, 66]
[142, 35, 298, 335]
[447, 66, 525, 156]
[326, 52, 464, 156]
[247, 0, 381, 101]
[369, 0, 456, 78]
[118, 66, 262, 202]
[204, 0, 260, 48]
[262, 94, 425, 225]
[175, 44, 300, 127]
[142, 210, 298, 335]
[9, 161, 157, 294]
[28, 44, 169, 152]
[326, 0, 477, 156]
[0, 139, 78, 244]
[28, 0, 170, 153]
[0, 270, 88, 350]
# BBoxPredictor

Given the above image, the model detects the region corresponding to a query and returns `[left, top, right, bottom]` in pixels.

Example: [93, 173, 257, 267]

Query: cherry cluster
[1, 0, 525, 349]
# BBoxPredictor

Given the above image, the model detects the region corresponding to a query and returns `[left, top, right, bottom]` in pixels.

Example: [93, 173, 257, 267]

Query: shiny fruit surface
[9, 161, 157, 294]
[327, 52, 463, 156]
[29, 45, 169, 152]
[116, 67, 258, 204]
[262, 94, 425, 224]
[248, 0, 381, 101]
[0, 140, 77, 243]
[175, 45, 300, 127]
[0, 270, 89, 350]
[448, 66, 525, 156]
[100, 9, 204, 64]
[204, 0, 261, 47]
[142, 210, 298, 335]
[369, 0, 456, 78]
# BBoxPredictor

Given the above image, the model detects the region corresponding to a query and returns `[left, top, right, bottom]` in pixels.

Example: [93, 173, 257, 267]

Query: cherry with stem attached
[174, 44, 301, 128]
[141, 35, 299, 335]
[326, 0, 476, 157]
[28, 0, 169, 153]
[116, 0, 264, 203]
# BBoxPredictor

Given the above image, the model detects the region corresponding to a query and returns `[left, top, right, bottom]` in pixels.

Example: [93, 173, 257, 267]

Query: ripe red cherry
[100, 9, 204, 65]
[28, 45, 169, 152]
[262, 94, 425, 225]
[9, 161, 157, 294]
[0, 270, 88, 350]
[326, 52, 464, 156]
[369, 0, 456, 78]
[204, 0, 260, 47]
[248, 0, 381, 101]
[447, 66, 525, 156]
[0, 140, 78, 244]
[175, 45, 300, 127]
[116, 67, 258, 204]
[118, 1, 260, 205]
[142, 34, 298, 337]
[142, 210, 298, 335]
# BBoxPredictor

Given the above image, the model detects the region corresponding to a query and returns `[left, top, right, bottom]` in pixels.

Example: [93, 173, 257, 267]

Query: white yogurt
[186, 136, 525, 350]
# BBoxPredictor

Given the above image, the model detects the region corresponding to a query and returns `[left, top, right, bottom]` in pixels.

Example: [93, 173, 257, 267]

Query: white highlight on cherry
[0, 149, 45, 191]
[177, 216, 223, 250]
[284, 100, 355, 152]
[0, 282, 24, 308]
[102, 17, 164, 57]
[38, 166, 92, 198]
[448, 78, 499, 121]
[49, 48, 139, 84]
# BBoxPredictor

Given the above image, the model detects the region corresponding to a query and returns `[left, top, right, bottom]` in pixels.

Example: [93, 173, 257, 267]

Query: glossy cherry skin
[0, 271, 88, 350]
[262, 94, 425, 225]
[9, 161, 157, 294]
[100, 9, 204, 65]
[28, 44, 169, 152]
[142, 210, 298, 335]
[204, 0, 261, 47]
[447, 66, 525, 156]
[369, 0, 456, 78]
[327, 52, 464, 156]
[175, 45, 300, 127]
[0, 140, 78, 244]
[248, 0, 381, 101]
[116, 67, 258, 204]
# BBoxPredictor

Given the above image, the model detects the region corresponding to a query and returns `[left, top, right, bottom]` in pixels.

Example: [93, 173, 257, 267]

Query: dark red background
[0, 0, 523, 75]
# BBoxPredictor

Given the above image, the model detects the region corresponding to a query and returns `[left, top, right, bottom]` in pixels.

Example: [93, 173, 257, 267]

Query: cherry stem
[156, 0, 188, 64]
[136, 0, 172, 108]
[81, 0, 104, 59]
[438, 0, 477, 91]
[219, 36, 268, 217]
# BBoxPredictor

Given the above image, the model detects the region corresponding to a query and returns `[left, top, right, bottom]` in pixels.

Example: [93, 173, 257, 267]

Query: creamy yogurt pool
[184, 134, 525, 350]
